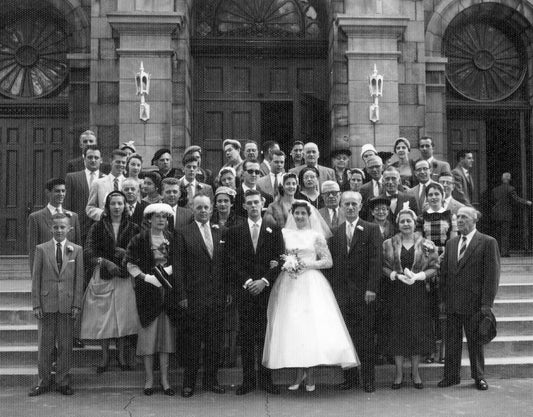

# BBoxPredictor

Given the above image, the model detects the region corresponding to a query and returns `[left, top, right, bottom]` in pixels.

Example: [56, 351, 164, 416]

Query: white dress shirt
[458, 228, 476, 259]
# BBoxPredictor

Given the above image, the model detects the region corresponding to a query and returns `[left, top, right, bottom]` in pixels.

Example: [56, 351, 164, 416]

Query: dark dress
[381, 246, 435, 357]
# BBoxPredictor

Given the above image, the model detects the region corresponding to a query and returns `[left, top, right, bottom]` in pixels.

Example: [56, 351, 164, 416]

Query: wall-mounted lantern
[135, 61, 151, 122]
[368, 64, 383, 123]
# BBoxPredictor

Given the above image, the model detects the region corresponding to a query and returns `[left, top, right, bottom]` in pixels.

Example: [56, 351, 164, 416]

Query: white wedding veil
[285, 199, 333, 239]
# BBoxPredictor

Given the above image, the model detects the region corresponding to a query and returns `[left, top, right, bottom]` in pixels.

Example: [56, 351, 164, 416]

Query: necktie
[113, 177, 119, 191]
[458, 236, 467, 261]
[129, 204, 135, 216]
[346, 222, 354, 250]
[187, 183, 194, 205]
[419, 184, 426, 210]
[202, 223, 213, 258]
[273, 174, 279, 197]
[390, 196, 397, 214]
[251, 223, 259, 252]
[89, 171, 95, 188]
[56, 242, 63, 271]
[331, 209, 338, 228]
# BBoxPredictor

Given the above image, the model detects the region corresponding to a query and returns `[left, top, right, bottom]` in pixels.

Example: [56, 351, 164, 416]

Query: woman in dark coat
[381, 208, 439, 390]
[81, 191, 140, 372]
[125, 203, 184, 396]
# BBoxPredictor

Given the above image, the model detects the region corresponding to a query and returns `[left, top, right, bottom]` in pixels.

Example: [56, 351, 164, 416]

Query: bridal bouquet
[281, 250, 304, 279]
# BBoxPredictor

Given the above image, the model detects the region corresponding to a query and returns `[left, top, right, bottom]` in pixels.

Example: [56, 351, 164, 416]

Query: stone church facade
[1, 0, 532, 253]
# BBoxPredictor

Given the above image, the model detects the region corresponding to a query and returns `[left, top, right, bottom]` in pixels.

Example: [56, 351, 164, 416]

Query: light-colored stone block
[92, 17, 113, 39]
[399, 104, 425, 126]
[90, 104, 118, 126]
[119, 79, 173, 101]
[91, 60, 120, 82]
[404, 21, 425, 43]
[120, 57, 172, 79]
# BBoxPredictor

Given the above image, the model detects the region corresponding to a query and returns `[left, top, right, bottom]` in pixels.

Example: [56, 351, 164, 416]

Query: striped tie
[458, 236, 467, 261]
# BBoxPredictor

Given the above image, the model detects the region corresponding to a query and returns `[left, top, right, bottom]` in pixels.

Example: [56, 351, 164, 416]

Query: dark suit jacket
[27, 208, 81, 271]
[428, 158, 451, 182]
[169, 206, 194, 232]
[327, 219, 383, 307]
[128, 200, 149, 229]
[31, 239, 84, 313]
[441, 231, 500, 315]
[452, 166, 475, 206]
[359, 179, 382, 220]
[319, 206, 346, 232]
[66, 156, 110, 174]
[234, 187, 273, 218]
[408, 181, 436, 213]
[491, 183, 530, 221]
[380, 191, 418, 225]
[289, 163, 336, 186]
[225, 221, 284, 311]
[64, 170, 105, 243]
[174, 222, 226, 311]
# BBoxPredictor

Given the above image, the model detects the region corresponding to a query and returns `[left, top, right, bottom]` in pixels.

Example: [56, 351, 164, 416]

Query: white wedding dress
[262, 228, 359, 369]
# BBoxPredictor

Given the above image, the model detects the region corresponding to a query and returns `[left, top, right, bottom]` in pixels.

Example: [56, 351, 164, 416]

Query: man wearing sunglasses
[233, 159, 273, 218]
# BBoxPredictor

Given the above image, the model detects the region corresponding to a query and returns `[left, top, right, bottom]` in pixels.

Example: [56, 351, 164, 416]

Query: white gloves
[144, 274, 162, 288]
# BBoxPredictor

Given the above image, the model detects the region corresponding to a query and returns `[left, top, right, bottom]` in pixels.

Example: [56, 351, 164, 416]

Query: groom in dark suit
[174, 195, 227, 397]
[225, 189, 284, 395]
[439, 206, 500, 391]
[327, 191, 383, 392]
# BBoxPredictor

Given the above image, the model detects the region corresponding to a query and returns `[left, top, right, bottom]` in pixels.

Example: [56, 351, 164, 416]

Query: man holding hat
[222, 139, 244, 178]
[152, 148, 182, 180]
[183, 145, 213, 186]
[330, 147, 352, 191]
[319, 180, 345, 232]
[358, 154, 384, 220]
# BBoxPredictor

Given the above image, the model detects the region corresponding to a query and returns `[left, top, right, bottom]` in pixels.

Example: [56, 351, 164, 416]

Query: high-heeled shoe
[411, 373, 424, 389]
[391, 375, 403, 390]
[288, 370, 307, 391]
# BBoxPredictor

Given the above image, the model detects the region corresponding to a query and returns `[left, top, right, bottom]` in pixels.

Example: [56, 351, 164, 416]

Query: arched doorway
[0, 0, 89, 254]
[191, 0, 329, 171]
[442, 3, 533, 251]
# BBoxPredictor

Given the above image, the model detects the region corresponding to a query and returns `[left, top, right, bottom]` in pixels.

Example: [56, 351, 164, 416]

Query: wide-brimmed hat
[368, 196, 391, 210]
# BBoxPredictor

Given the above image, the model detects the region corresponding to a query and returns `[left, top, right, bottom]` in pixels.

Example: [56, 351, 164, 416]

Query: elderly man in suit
[490, 172, 532, 257]
[86, 149, 128, 221]
[358, 155, 384, 217]
[122, 178, 148, 229]
[160, 178, 194, 231]
[452, 150, 475, 206]
[439, 171, 465, 215]
[439, 207, 500, 391]
[177, 155, 214, 208]
[319, 180, 345, 232]
[174, 195, 227, 397]
[64, 145, 104, 244]
[152, 148, 182, 180]
[380, 166, 418, 227]
[234, 160, 273, 218]
[225, 189, 284, 395]
[29, 213, 84, 396]
[289, 142, 335, 186]
[327, 191, 382, 392]
[256, 150, 285, 198]
[418, 136, 451, 181]
[28, 178, 81, 271]
[408, 159, 436, 212]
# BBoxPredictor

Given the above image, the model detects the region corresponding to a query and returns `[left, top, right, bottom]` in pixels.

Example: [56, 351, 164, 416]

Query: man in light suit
[161, 177, 194, 232]
[439, 172, 465, 215]
[174, 195, 227, 397]
[66, 130, 109, 174]
[177, 155, 214, 208]
[408, 159, 436, 212]
[452, 150, 475, 206]
[439, 207, 500, 391]
[256, 150, 285, 198]
[64, 145, 105, 244]
[319, 180, 345, 232]
[327, 191, 383, 393]
[86, 149, 127, 221]
[225, 189, 284, 395]
[29, 213, 84, 396]
[418, 136, 451, 181]
[289, 142, 335, 186]
[28, 178, 81, 271]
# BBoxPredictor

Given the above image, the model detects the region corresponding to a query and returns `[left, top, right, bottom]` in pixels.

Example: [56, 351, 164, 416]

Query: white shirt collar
[248, 217, 262, 229]
[47, 203, 62, 215]
[346, 217, 359, 228]
[461, 166, 469, 176]
[85, 168, 99, 176]
[195, 220, 210, 230]
[242, 183, 256, 192]
[53, 238, 66, 253]
[460, 228, 477, 247]
[427, 156, 435, 164]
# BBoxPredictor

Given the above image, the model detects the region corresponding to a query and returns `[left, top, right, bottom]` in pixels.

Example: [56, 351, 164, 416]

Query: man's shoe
[364, 382, 376, 393]
[28, 385, 49, 397]
[438, 378, 460, 388]
[475, 379, 488, 391]
[235, 384, 255, 395]
[181, 387, 194, 398]
[204, 384, 226, 394]
[56, 385, 74, 395]
[260, 382, 280, 395]
[73, 338, 85, 348]
[337, 379, 358, 390]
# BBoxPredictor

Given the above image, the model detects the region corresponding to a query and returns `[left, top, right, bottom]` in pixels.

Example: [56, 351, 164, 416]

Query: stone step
[497, 317, 533, 336]
[497, 283, 533, 299]
[2, 357, 533, 388]
[0, 306, 34, 325]
[493, 299, 533, 316]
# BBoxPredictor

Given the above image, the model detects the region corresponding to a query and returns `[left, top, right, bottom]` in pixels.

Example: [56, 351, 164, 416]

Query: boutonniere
[66, 245, 74, 254]
[266, 227, 272, 233]
[219, 240, 225, 244]
[356, 225, 364, 231]
[422, 239, 436, 255]
[212, 224, 219, 229]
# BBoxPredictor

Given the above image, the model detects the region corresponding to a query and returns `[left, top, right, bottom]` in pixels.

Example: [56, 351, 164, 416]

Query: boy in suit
[29, 213, 84, 396]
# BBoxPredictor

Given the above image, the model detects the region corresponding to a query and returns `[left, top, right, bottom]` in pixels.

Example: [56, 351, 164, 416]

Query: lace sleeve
[305, 233, 333, 270]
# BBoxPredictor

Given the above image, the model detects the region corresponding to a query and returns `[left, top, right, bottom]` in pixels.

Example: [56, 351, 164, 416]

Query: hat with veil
[285, 200, 333, 239]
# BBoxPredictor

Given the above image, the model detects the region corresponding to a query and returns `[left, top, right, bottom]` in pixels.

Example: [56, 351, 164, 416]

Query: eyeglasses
[303, 175, 317, 180]
[372, 206, 389, 212]
[415, 167, 430, 171]
[246, 169, 262, 175]
[323, 191, 339, 196]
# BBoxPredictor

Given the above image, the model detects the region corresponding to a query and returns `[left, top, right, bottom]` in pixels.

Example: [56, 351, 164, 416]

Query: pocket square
[67, 260, 75, 263]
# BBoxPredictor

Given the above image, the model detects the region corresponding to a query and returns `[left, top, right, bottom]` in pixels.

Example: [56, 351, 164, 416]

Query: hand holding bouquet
[281, 249, 304, 279]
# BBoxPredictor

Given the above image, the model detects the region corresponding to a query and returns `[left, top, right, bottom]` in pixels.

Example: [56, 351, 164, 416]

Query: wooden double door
[0, 117, 68, 254]
[193, 57, 328, 172]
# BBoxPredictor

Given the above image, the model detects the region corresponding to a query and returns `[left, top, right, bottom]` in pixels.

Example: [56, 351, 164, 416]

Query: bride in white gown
[262, 200, 359, 391]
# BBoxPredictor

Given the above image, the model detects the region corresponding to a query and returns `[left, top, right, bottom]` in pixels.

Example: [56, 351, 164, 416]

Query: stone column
[336, 14, 407, 165]
[425, 57, 448, 161]
[107, 5, 183, 160]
